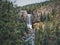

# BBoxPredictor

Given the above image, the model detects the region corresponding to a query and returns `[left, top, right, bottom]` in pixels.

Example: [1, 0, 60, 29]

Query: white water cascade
[26, 14, 35, 45]
[26, 14, 32, 29]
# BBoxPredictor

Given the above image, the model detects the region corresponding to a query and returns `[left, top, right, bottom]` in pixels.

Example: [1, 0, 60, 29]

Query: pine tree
[0, 0, 27, 45]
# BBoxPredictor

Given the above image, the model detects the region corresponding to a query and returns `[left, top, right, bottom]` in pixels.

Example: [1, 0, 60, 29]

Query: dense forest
[0, 0, 60, 45]
[21, 1, 50, 13]
[0, 0, 27, 45]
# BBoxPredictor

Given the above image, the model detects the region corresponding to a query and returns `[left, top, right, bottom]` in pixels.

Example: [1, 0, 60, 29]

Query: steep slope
[21, 1, 50, 13]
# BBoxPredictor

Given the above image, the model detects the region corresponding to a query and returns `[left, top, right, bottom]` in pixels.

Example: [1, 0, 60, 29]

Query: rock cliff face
[19, 10, 27, 21]
[55, 2, 60, 19]
[32, 1, 60, 23]
[32, 5, 52, 23]
[19, 1, 60, 23]
[32, 1, 60, 29]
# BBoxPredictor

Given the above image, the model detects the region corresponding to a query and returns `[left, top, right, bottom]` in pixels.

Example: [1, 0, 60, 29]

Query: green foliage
[35, 14, 60, 45]
[52, 9, 56, 16]
[0, 0, 27, 45]
[21, 1, 50, 13]
[0, 0, 60, 45]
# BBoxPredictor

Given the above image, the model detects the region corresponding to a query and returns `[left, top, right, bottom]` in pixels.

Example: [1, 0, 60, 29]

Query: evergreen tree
[0, 0, 27, 45]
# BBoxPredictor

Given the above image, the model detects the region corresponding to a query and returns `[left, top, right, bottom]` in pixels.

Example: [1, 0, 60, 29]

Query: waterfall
[26, 14, 32, 29]
[26, 14, 35, 45]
